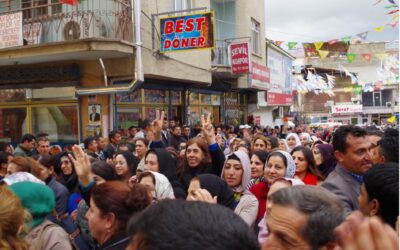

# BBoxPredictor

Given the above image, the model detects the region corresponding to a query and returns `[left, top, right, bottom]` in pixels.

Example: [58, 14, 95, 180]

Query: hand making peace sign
[201, 113, 216, 145]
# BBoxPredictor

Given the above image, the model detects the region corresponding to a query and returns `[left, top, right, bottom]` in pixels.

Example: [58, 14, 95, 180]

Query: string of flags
[59, 0, 84, 5]
[275, 0, 398, 57]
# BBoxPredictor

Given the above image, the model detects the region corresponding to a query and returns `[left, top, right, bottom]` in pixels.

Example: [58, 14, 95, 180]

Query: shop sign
[267, 92, 293, 105]
[229, 42, 250, 74]
[332, 104, 363, 114]
[0, 12, 23, 49]
[160, 12, 214, 53]
[250, 62, 270, 90]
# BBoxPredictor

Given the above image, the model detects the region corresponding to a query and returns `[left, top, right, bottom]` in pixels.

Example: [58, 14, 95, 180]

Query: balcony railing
[0, 0, 134, 46]
[212, 39, 230, 66]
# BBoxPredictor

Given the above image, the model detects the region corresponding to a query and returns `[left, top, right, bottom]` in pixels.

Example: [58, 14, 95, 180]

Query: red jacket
[249, 182, 270, 223]
[302, 171, 318, 186]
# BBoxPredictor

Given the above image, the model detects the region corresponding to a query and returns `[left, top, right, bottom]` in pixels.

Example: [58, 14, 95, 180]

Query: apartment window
[173, 0, 191, 11]
[251, 19, 260, 55]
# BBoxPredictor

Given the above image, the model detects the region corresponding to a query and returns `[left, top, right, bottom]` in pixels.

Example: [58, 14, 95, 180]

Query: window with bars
[22, 0, 61, 19]
[251, 19, 260, 55]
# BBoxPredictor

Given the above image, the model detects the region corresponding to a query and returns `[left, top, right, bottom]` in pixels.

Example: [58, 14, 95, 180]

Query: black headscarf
[197, 174, 235, 210]
[54, 151, 79, 194]
[316, 144, 337, 178]
[145, 148, 177, 182]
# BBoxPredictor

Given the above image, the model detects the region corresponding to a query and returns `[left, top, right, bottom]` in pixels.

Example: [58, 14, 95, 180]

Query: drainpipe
[134, 0, 144, 82]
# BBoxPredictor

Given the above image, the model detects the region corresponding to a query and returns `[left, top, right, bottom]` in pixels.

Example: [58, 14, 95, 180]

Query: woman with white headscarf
[249, 150, 296, 223]
[138, 171, 175, 201]
[286, 133, 301, 152]
[299, 132, 312, 148]
[221, 150, 258, 227]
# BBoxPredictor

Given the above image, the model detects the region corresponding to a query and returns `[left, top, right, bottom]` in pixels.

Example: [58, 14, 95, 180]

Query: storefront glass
[0, 108, 28, 143]
[31, 105, 79, 143]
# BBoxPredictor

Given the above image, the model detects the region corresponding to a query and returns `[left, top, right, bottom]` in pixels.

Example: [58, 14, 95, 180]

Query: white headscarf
[149, 171, 175, 200]
[1, 172, 45, 186]
[276, 150, 296, 179]
[300, 132, 312, 144]
[221, 150, 252, 193]
[286, 133, 301, 151]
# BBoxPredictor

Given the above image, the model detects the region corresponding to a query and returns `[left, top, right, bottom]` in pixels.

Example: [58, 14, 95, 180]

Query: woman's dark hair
[178, 137, 211, 176]
[134, 138, 149, 147]
[144, 148, 177, 182]
[91, 160, 119, 181]
[91, 181, 151, 234]
[291, 146, 324, 181]
[268, 136, 279, 149]
[251, 151, 268, 166]
[138, 171, 156, 186]
[36, 153, 55, 169]
[115, 151, 140, 176]
[10, 156, 42, 179]
[267, 151, 287, 167]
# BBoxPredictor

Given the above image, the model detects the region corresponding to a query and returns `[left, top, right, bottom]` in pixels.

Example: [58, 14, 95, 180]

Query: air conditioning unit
[63, 17, 108, 41]
[386, 102, 392, 108]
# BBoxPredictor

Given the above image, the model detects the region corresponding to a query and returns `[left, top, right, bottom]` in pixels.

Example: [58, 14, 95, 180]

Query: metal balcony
[212, 40, 230, 66]
[0, 0, 135, 65]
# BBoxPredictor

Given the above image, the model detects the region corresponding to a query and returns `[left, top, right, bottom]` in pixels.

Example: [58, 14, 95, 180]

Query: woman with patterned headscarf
[249, 150, 296, 223]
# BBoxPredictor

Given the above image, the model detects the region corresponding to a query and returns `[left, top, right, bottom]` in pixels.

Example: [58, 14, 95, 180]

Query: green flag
[347, 53, 356, 63]
[287, 42, 297, 50]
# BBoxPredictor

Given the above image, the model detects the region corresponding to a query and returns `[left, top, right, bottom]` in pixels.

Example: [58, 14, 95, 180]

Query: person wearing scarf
[221, 151, 258, 227]
[249, 150, 296, 223]
[286, 133, 302, 153]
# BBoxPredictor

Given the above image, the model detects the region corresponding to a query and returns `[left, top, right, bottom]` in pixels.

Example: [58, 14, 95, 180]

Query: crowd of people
[0, 110, 398, 250]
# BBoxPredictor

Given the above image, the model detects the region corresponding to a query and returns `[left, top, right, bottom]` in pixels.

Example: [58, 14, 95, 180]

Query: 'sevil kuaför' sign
[230, 42, 250, 74]
[160, 12, 214, 53]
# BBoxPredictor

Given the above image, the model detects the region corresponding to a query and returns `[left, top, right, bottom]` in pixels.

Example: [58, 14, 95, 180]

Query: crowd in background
[0, 110, 398, 250]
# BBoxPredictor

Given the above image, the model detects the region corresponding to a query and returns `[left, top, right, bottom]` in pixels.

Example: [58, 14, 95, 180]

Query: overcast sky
[265, 0, 399, 43]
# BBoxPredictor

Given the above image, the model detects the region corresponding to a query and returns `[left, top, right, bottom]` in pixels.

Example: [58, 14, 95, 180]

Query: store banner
[250, 62, 270, 90]
[266, 92, 293, 105]
[332, 104, 363, 114]
[229, 42, 250, 74]
[160, 12, 214, 53]
[0, 12, 23, 49]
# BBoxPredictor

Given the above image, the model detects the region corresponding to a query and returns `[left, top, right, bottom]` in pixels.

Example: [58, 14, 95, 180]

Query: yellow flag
[376, 53, 388, 60]
[387, 116, 396, 123]
[374, 26, 384, 32]
[317, 50, 330, 59]
[314, 41, 324, 50]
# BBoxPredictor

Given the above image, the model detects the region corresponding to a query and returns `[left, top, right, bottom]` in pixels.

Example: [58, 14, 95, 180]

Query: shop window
[0, 89, 26, 103]
[31, 87, 76, 100]
[144, 90, 167, 104]
[117, 107, 142, 129]
[144, 107, 168, 121]
[116, 89, 142, 103]
[171, 91, 181, 105]
[0, 108, 28, 143]
[189, 92, 199, 105]
[200, 94, 212, 105]
[31, 105, 78, 143]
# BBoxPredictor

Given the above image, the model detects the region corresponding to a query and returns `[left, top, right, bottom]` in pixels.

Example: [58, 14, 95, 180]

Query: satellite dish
[63, 21, 80, 40]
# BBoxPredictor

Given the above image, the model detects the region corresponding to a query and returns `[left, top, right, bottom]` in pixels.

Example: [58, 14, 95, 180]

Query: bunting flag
[374, 26, 385, 31]
[317, 50, 330, 59]
[387, 21, 399, 27]
[384, 4, 399, 8]
[388, 0, 397, 4]
[387, 115, 396, 123]
[376, 53, 388, 60]
[314, 41, 324, 50]
[374, 0, 384, 5]
[387, 9, 399, 14]
[287, 42, 297, 50]
[392, 13, 399, 20]
[327, 39, 338, 45]
[347, 53, 356, 63]
[275, 41, 284, 46]
[341, 36, 352, 43]
[59, 0, 78, 5]
[356, 31, 368, 41]
[362, 53, 372, 62]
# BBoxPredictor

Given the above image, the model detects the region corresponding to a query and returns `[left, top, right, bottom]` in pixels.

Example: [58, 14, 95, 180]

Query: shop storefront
[0, 87, 79, 145]
[115, 88, 183, 130]
[224, 92, 247, 126]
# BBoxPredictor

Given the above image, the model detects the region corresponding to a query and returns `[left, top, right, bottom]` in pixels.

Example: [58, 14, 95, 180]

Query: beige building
[0, 0, 268, 144]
